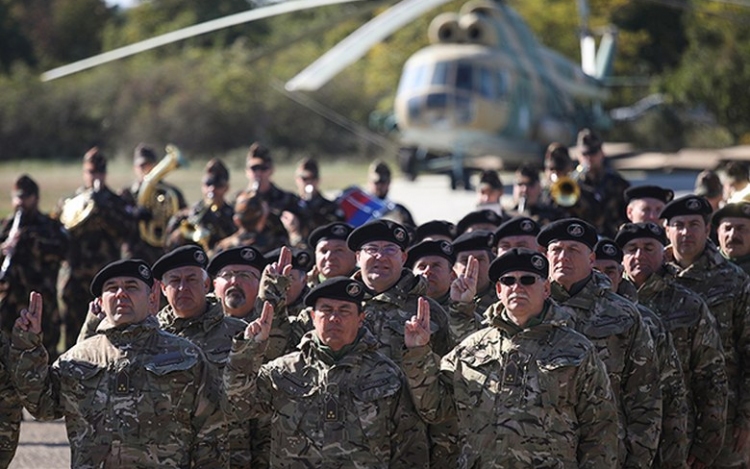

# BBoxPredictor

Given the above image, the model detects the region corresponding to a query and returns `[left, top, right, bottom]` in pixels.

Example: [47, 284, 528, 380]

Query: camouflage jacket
[578, 168, 630, 238]
[401, 301, 619, 468]
[474, 284, 498, 319]
[0, 332, 20, 469]
[166, 200, 236, 252]
[721, 250, 750, 276]
[551, 273, 661, 468]
[634, 268, 727, 466]
[434, 291, 483, 344]
[247, 184, 305, 247]
[664, 242, 750, 466]
[353, 269, 454, 362]
[10, 316, 225, 468]
[223, 329, 429, 468]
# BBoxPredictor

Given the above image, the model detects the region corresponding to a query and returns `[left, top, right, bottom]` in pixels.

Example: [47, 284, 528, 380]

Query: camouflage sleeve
[258, 273, 293, 361]
[76, 310, 102, 344]
[445, 300, 479, 344]
[190, 359, 228, 469]
[575, 349, 619, 469]
[401, 344, 456, 425]
[390, 374, 430, 469]
[734, 282, 750, 430]
[9, 328, 62, 421]
[426, 299, 455, 357]
[689, 301, 728, 464]
[621, 311, 662, 469]
[223, 337, 271, 420]
[0, 334, 21, 468]
[655, 326, 690, 468]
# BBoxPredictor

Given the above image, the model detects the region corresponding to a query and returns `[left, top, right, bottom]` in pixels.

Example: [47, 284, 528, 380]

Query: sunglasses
[248, 164, 269, 172]
[499, 275, 539, 286]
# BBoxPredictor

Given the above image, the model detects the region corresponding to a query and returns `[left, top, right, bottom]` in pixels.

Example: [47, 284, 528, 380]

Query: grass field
[0, 158, 376, 218]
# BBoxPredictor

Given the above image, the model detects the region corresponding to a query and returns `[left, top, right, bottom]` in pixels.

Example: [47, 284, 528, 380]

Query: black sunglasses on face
[499, 275, 539, 286]
[248, 164, 269, 172]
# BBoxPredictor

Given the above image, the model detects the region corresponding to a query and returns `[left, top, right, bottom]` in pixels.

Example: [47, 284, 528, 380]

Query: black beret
[577, 128, 603, 154]
[207, 246, 267, 276]
[308, 222, 354, 248]
[456, 210, 505, 236]
[489, 248, 548, 283]
[494, 216, 540, 241]
[537, 218, 598, 249]
[405, 240, 456, 268]
[659, 195, 713, 221]
[414, 220, 456, 243]
[347, 219, 410, 251]
[452, 230, 495, 254]
[265, 247, 314, 272]
[624, 185, 674, 204]
[13, 174, 39, 198]
[615, 222, 667, 248]
[712, 202, 750, 226]
[152, 245, 208, 279]
[594, 238, 623, 263]
[91, 259, 154, 296]
[304, 276, 365, 307]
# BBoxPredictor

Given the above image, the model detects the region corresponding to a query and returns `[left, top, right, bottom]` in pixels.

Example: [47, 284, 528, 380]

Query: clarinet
[0, 208, 23, 281]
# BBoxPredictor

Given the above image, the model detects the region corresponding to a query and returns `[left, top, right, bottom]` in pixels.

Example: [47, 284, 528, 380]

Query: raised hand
[405, 297, 432, 348]
[451, 254, 478, 303]
[265, 245, 293, 278]
[88, 298, 105, 320]
[15, 291, 43, 335]
[244, 300, 274, 343]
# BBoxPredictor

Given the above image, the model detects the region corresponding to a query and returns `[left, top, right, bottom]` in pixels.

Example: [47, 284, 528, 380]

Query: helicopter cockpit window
[478, 66, 494, 99]
[496, 71, 509, 99]
[398, 62, 430, 95]
[456, 63, 473, 91]
[432, 62, 450, 86]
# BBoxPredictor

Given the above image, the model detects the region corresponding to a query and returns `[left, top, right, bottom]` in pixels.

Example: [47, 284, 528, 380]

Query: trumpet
[550, 175, 581, 207]
[179, 190, 217, 251]
[0, 208, 22, 281]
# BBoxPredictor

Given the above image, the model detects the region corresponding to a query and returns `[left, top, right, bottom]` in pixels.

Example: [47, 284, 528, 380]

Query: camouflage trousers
[0, 400, 20, 469]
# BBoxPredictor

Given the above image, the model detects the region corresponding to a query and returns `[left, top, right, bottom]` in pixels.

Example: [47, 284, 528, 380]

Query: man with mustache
[307, 222, 356, 287]
[713, 202, 750, 275]
[661, 195, 750, 468]
[209, 246, 268, 322]
[538, 218, 661, 468]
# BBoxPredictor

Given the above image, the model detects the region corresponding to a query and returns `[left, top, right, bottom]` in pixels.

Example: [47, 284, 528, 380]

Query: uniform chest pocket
[143, 353, 199, 423]
[454, 356, 501, 426]
[537, 355, 583, 409]
[270, 371, 319, 457]
[351, 375, 401, 460]
[703, 292, 736, 333]
[58, 360, 107, 411]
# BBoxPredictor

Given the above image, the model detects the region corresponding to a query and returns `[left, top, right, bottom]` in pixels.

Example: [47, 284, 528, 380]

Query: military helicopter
[42, 0, 617, 187]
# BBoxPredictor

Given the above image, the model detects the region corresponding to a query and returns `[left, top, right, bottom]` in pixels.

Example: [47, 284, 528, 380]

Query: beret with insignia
[489, 248, 548, 282]
[624, 185, 674, 204]
[91, 259, 154, 296]
[711, 202, 750, 227]
[414, 220, 456, 243]
[304, 276, 366, 308]
[494, 216, 540, 241]
[594, 238, 623, 263]
[152, 245, 208, 279]
[615, 222, 667, 248]
[405, 240, 456, 268]
[537, 218, 598, 249]
[347, 219, 410, 251]
[207, 246, 267, 276]
[659, 195, 713, 221]
[308, 222, 354, 249]
[456, 209, 505, 236]
[265, 247, 314, 272]
[452, 230, 495, 254]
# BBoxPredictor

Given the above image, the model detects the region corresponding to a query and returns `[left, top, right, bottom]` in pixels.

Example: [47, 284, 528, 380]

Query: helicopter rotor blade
[285, 0, 452, 92]
[41, 0, 366, 82]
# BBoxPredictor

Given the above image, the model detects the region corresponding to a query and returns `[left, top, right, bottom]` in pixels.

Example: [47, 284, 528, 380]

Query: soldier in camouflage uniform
[712, 202, 750, 275]
[574, 129, 630, 238]
[294, 158, 345, 243]
[624, 185, 674, 224]
[452, 230, 497, 317]
[494, 215, 542, 256]
[241, 142, 306, 247]
[366, 160, 416, 228]
[166, 158, 236, 252]
[660, 195, 750, 468]
[402, 248, 619, 468]
[209, 246, 268, 322]
[538, 218, 661, 468]
[224, 277, 429, 468]
[307, 222, 357, 287]
[53, 148, 136, 350]
[594, 238, 691, 468]
[212, 190, 288, 256]
[510, 164, 567, 226]
[151, 245, 255, 468]
[616, 221, 728, 467]
[0, 331, 20, 469]
[10, 260, 225, 468]
[1, 175, 68, 361]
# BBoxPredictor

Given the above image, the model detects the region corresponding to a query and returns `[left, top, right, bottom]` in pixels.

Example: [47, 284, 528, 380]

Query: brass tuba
[60, 178, 101, 230]
[138, 145, 188, 247]
[549, 175, 581, 207]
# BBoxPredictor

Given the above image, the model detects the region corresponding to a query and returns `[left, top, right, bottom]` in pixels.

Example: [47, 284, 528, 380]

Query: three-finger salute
[405, 296, 432, 348]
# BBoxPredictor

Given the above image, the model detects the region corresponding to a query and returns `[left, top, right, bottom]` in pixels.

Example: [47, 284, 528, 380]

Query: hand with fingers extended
[244, 301, 274, 343]
[265, 245, 293, 280]
[405, 297, 432, 348]
[450, 254, 478, 303]
[15, 291, 43, 335]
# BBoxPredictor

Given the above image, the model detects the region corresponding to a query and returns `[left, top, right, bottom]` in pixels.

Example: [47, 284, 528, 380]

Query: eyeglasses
[248, 164, 269, 172]
[499, 275, 539, 286]
[361, 244, 402, 257]
[216, 270, 259, 282]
